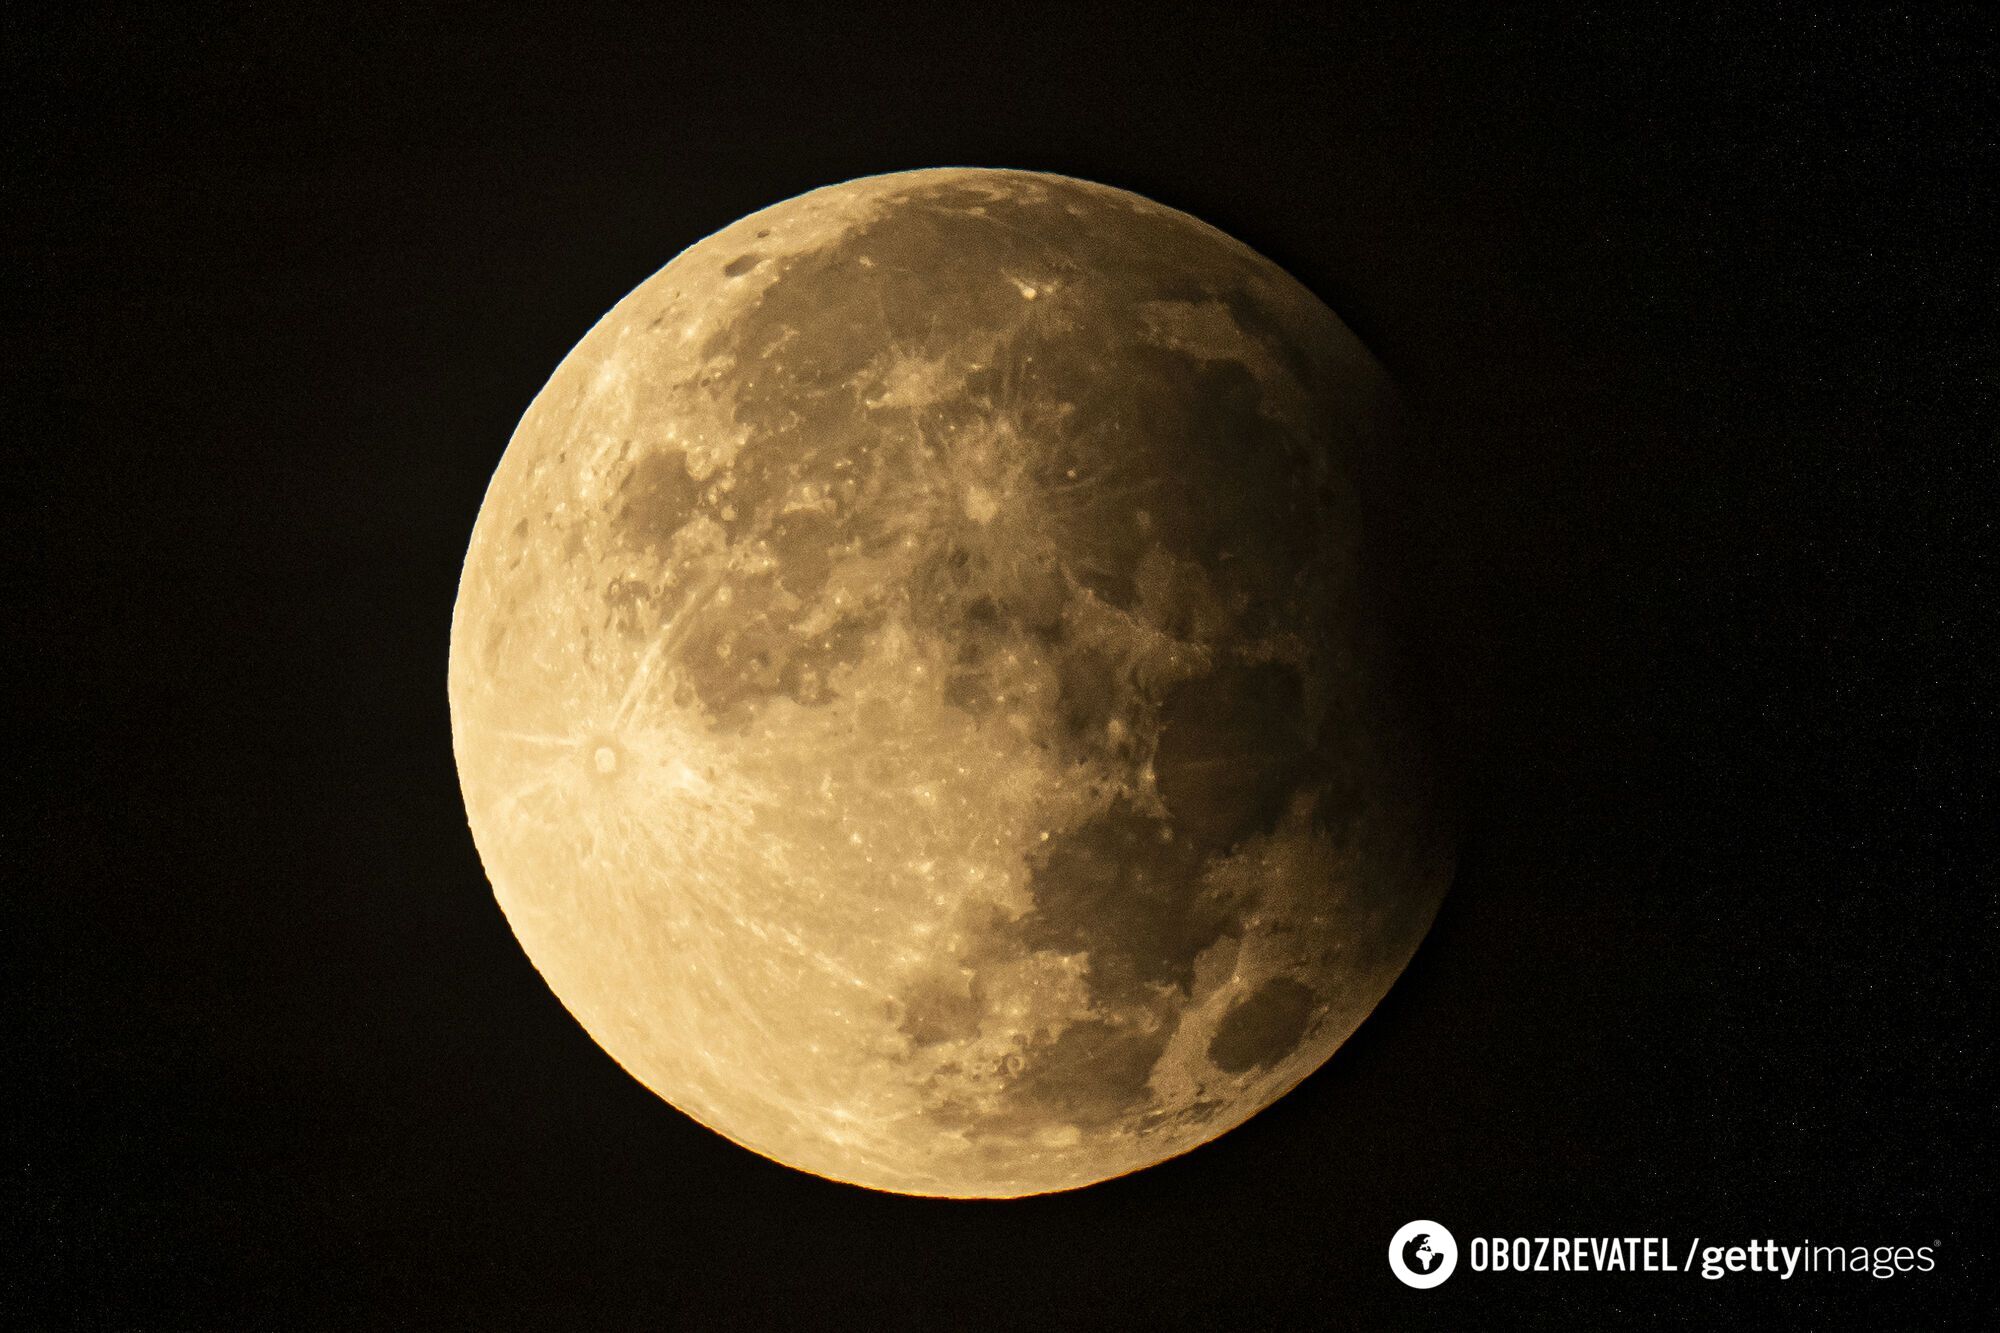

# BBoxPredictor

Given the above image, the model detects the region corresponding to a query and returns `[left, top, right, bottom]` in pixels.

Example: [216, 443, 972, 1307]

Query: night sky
[11, 4, 1988, 1327]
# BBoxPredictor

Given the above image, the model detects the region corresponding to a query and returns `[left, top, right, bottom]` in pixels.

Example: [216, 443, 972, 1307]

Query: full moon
[449, 168, 1450, 1197]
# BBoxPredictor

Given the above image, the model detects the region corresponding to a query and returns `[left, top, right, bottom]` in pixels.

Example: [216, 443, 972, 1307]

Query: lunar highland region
[449, 168, 1451, 1197]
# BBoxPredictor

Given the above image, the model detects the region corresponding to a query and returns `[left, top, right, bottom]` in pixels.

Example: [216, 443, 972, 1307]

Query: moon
[449, 168, 1450, 1197]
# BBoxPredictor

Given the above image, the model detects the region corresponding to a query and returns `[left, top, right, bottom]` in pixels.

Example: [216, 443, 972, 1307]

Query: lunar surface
[449, 168, 1450, 1197]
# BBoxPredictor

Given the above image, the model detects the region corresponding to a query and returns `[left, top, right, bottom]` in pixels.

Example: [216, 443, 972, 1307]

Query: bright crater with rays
[449, 168, 1449, 1196]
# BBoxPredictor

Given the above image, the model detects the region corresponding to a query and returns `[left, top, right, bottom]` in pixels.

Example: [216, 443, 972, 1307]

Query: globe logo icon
[1388, 1220, 1458, 1289]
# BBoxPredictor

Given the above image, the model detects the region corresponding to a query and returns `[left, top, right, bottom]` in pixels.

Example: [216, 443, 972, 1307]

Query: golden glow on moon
[449, 169, 1449, 1197]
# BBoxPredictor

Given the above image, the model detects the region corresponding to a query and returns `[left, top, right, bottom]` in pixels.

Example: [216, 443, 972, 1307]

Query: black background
[9, 3, 1990, 1327]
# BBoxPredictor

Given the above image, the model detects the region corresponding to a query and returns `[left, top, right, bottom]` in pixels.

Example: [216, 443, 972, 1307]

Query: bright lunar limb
[449, 168, 1451, 1197]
